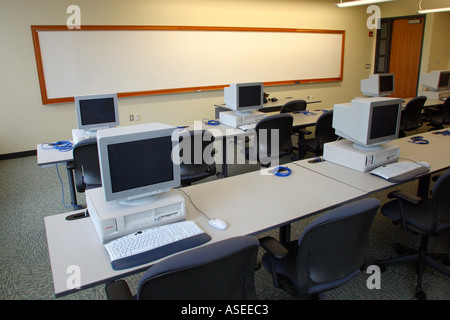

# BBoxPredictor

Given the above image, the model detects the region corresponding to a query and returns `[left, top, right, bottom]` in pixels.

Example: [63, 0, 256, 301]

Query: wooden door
[389, 17, 425, 98]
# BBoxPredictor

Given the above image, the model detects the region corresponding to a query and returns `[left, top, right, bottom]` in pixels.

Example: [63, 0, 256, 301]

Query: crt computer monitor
[420, 70, 450, 91]
[332, 97, 402, 150]
[224, 82, 264, 114]
[75, 93, 119, 133]
[361, 73, 394, 97]
[97, 122, 181, 205]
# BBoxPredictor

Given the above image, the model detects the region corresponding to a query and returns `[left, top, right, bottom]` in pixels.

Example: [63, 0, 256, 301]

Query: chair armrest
[298, 128, 312, 135]
[259, 236, 289, 260]
[66, 161, 75, 170]
[293, 128, 312, 136]
[105, 280, 134, 300]
[388, 190, 422, 230]
[388, 190, 422, 205]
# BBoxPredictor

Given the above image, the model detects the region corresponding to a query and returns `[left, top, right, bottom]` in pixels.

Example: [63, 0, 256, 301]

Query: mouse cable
[41, 140, 73, 152]
[55, 164, 83, 210]
[176, 188, 211, 221]
[202, 118, 220, 126]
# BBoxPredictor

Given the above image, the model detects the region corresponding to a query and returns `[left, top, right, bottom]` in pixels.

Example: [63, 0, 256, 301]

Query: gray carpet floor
[0, 140, 449, 301]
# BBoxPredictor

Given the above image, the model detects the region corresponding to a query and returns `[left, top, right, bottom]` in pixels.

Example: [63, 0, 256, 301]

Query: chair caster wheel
[416, 289, 426, 300]
[395, 243, 406, 255]
[443, 257, 450, 266]
[374, 261, 386, 273]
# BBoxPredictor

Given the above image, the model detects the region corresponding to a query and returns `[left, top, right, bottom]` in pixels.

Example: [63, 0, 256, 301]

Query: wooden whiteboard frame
[31, 26, 345, 105]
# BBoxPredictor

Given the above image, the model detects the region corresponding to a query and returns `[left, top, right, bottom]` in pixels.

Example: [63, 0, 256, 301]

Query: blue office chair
[399, 96, 427, 137]
[179, 129, 218, 186]
[296, 110, 337, 159]
[425, 97, 450, 130]
[260, 198, 380, 299]
[243, 114, 294, 167]
[72, 138, 102, 193]
[375, 169, 450, 300]
[280, 100, 307, 113]
[105, 235, 260, 300]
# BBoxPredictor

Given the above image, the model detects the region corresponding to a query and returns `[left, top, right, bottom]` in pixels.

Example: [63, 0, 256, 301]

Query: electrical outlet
[134, 113, 141, 121]
[129, 114, 134, 121]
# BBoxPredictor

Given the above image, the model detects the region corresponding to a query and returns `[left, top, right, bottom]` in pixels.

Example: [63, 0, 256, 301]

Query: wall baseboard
[0, 150, 37, 160]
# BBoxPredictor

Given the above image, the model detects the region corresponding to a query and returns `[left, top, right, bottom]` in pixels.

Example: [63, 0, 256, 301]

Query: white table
[214, 96, 322, 118]
[295, 129, 450, 196]
[37, 143, 78, 207]
[45, 165, 366, 298]
[183, 110, 327, 176]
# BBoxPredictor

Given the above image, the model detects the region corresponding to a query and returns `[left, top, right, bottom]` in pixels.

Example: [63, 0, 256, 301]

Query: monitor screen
[379, 74, 394, 94]
[438, 71, 450, 89]
[239, 85, 262, 108]
[224, 82, 264, 114]
[333, 97, 402, 149]
[108, 137, 174, 194]
[97, 123, 180, 205]
[369, 104, 400, 140]
[75, 93, 119, 132]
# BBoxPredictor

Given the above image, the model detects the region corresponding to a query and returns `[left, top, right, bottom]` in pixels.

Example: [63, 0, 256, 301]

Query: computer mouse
[208, 218, 228, 230]
[417, 161, 431, 168]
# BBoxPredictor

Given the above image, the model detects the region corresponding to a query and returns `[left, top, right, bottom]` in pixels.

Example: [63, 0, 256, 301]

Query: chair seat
[303, 138, 318, 154]
[381, 198, 450, 235]
[180, 163, 216, 185]
[261, 239, 362, 295]
[428, 115, 450, 127]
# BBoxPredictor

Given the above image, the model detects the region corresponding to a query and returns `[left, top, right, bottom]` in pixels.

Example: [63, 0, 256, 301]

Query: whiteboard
[31, 26, 345, 104]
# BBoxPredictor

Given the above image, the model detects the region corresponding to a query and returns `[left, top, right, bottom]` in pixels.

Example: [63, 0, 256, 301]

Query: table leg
[66, 161, 78, 208]
[221, 137, 228, 177]
[279, 224, 291, 244]
[416, 173, 431, 198]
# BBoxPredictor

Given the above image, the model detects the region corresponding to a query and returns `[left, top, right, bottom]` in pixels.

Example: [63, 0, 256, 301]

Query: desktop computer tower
[418, 90, 450, 101]
[323, 139, 400, 172]
[219, 111, 266, 128]
[86, 188, 186, 243]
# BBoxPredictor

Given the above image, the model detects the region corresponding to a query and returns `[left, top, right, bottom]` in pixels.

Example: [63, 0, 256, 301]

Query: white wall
[0, 0, 447, 155]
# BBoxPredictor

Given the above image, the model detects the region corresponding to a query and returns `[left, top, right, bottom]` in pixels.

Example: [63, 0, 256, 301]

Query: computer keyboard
[370, 161, 430, 182]
[238, 123, 256, 131]
[104, 220, 211, 270]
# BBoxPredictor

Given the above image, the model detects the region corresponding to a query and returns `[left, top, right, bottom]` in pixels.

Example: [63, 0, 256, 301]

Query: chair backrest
[136, 236, 259, 300]
[430, 169, 450, 229]
[254, 113, 293, 165]
[179, 129, 216, 185]
[314, 111, 338, 155]
[295, 198, 380, 295]
[72, 138, 101, 193]
[280, 100, 307, 113]
[401, 96, 427, 131]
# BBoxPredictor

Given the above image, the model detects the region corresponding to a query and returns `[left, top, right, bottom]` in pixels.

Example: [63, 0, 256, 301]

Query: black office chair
[105, 235, 260, 300]
[280, 99, 307, 113]
[375, 169, 450, 300]
[425, 97, 450, 130]
[72, 138, 102, 193]
[243, 114, 294, 167]
[398, 96, 427, 137]
[179, 129, 217, 186]
[296, 110, 338, 159]
[260, 198, 380, 299]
